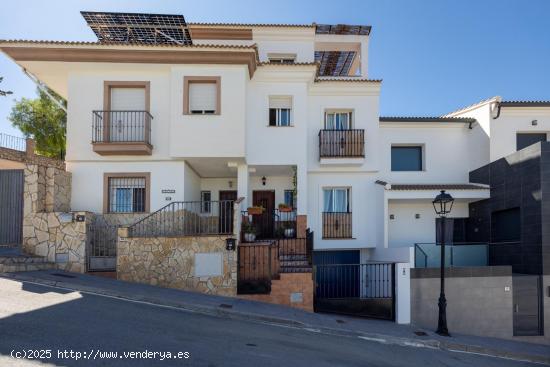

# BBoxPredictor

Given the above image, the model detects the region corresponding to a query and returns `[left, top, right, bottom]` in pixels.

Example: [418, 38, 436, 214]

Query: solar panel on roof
[314, 51, 356, 76]
[315, 24, 371, 35]
[81, 11, 193, 45]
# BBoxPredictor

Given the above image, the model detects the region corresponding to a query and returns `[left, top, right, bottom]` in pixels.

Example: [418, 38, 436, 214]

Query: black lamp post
[432, 190, 454, 337]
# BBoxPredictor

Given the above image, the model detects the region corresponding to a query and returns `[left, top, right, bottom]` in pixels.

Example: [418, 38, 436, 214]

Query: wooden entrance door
[219, 190, 237, 233]
[253, 190, 275, 238]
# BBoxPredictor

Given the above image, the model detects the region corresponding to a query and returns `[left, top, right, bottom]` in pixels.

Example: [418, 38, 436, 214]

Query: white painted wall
[67, 160, 186, 213]
[169, 65, 248, 158]
[308, 172, 381, 250]
[490, 107, 550, 161]
[387, 200, 469, 248]
[66, 63, 172, 162]
[379, 123, 473, 183]
[183, 163, 201, 202]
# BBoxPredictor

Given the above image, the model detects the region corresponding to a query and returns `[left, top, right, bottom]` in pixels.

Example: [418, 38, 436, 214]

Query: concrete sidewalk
[2, 270, 549, 365]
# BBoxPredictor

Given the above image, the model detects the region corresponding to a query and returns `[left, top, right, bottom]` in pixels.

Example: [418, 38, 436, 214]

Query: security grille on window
[108, 177, 146, 213]
[189, 82, 217, 114]
[269, 96, 292, 126]
[323, 188, 350, 212]
[201, 191, 211, 213]
[325, 111, 352, 130]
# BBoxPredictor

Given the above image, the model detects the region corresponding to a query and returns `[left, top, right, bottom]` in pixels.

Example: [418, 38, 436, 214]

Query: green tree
[0, 77, 12, 96]
[9, 88, 66, 158]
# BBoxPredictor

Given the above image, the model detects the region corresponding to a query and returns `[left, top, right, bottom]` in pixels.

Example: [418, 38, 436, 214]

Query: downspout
[492, 102, 501, 120]
[22, 68, 67, 113]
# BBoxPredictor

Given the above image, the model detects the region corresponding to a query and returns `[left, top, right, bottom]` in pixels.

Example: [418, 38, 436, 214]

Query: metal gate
[0, 170, 24, 247]
[314, 262, 396, 320]
[513, 274, 543, 336]
[87, 224, 118, 271]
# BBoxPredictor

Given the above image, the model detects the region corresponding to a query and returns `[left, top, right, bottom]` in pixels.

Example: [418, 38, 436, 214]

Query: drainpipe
[492, 102, 502, 120]
[22, 68, 67, 113]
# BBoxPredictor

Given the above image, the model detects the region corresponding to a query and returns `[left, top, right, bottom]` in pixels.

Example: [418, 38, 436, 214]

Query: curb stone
[2, 272, 548, 365]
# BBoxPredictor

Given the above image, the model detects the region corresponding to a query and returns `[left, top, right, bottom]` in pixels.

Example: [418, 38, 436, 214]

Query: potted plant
[243, 222, 256, 242]
[278, 203, 292, 212]
[247, 206, 264, 215]
[283, 222, 295, 238]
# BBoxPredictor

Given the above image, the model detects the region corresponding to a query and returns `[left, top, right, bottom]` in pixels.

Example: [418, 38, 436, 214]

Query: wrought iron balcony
[319, 129, 365, 158]
[92, 111, 153, 155]
[322, 212, 353, 239]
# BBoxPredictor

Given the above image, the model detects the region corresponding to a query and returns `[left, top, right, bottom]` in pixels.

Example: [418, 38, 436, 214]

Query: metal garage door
[0, 170, 23, 247]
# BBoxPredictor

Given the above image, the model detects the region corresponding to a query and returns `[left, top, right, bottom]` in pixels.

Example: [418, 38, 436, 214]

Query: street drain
[246, 343, 257, 347]
[336, 319, 346, 324]
[414, 331, 428, 337]
[219, 304, 233, 309]
[51, 273, 76, 278]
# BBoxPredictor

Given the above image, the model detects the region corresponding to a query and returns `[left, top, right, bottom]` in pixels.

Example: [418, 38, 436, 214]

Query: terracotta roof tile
[389, 184, 489, 191]
[0, 39, 258, 50]
[500, 101, 550, 107]
[315, 77, 382, 83]
[379, 116, 475, 123]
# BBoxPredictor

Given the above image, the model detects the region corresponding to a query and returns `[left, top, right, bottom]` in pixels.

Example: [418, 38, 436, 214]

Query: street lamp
[432, 190, 454, 337]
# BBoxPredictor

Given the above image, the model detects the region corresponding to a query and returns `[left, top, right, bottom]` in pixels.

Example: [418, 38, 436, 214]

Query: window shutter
[189, 82, 217, 112]
[110, 88, 146, 110]
[269, 96, 292, 109]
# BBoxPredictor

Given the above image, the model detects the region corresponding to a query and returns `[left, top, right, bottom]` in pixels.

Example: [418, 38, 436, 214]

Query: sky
[0, 0, 549, 137]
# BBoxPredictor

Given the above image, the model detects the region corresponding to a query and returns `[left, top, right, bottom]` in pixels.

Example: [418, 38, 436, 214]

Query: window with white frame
[108, 177, 147, 213]
[201, 191, 211, 213]
[325, 111, 352, 130]
[323, 188, 350, 213]
[269, 96, 292, 126]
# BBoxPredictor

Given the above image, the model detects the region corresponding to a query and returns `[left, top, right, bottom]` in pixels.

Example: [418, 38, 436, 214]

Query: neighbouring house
[0, 11, 548, 341]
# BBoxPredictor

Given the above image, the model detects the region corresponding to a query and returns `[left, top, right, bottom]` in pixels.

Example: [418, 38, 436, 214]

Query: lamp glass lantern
[432, 190, 454, 217]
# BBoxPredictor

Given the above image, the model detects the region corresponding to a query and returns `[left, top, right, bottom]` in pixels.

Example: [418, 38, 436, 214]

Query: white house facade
[1, 12, 549, 340]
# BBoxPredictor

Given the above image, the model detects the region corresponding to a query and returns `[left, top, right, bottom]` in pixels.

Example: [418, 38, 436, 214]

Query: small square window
[184, 77, 220, 115]
[391, 146, 423, 171]
[269, 96, 292, 126]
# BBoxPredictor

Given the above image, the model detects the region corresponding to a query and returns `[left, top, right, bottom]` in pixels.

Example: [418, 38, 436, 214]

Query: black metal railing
[319, 129, 364, 158]
[237, 242, 277, 294]
[87, 224, 118, 271]
[241, 208, 297, 239]
[322, 212, 352, 238]
[314, 263, 395, 299]
[128, 200, 234, 237]
[0, 133, 26, 151]
[92, 110, 152, 144]
[313, 262, 395, 320]
[238, 230, 314, 294]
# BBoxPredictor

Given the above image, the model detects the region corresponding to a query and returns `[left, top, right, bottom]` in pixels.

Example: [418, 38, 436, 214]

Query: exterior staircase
[279, 254, 312, 273]
[0, 247, 56, 273]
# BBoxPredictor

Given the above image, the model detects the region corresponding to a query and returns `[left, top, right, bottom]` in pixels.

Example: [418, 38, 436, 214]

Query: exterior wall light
[262, 176, 267, 186]
[532, 120, 538, 126]
[415, 214, 421, 219]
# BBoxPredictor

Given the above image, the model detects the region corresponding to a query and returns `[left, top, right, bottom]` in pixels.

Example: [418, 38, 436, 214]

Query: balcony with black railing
[92, 110, 153, 155]
[318, 129, 365, 159]
[322, 212, 353, 239]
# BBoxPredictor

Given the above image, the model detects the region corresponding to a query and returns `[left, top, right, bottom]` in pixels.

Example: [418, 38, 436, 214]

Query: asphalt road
[0, 278, 540, 367]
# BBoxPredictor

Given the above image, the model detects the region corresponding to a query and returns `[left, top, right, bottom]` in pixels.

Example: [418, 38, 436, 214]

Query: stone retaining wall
[117, 235, 238, 296]
[23, 212, 91, 273]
